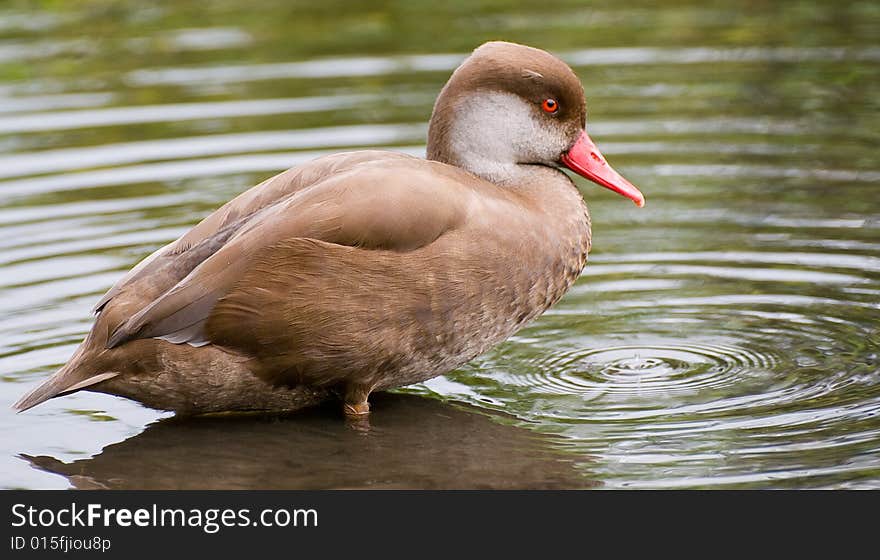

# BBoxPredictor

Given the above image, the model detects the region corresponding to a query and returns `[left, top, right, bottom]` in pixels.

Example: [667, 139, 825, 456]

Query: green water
[1, 0, 878, 489]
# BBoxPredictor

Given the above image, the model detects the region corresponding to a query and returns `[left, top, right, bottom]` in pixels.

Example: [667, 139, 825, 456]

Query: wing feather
[93, 151, 411, 315]
[105, 159, 471, 349]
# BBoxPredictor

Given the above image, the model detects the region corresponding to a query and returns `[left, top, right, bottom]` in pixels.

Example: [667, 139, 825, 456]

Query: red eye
[541, 98, 558, 113]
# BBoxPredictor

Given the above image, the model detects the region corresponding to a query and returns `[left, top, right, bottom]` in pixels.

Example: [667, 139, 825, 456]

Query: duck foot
[343, 399, 371, 432]
[343, 401, 370, 416]
[342, 382, 373, 418]
[344, 403, 371, 433]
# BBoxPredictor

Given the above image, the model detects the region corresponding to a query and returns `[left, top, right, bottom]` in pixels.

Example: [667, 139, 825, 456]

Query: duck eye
[541, 98, 558, 113]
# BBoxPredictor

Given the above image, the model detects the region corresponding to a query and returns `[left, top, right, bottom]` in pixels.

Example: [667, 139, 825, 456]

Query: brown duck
[14, 41, 644, 416]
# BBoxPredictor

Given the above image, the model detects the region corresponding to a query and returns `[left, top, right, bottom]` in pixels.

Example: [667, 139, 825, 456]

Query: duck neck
[427, 91, 540, 186]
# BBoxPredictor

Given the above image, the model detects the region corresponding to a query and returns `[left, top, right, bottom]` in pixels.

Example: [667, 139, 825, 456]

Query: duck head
[427, 41, 645, 207]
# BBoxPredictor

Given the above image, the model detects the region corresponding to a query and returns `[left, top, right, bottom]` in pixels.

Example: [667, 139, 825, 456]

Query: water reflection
[21, 394, 595, 490]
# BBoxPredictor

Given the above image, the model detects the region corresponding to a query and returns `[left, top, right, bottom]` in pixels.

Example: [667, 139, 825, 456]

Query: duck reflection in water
[22, 394, 598, 490]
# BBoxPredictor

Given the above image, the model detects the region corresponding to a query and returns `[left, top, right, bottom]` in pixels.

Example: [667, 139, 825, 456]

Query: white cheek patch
[448, 91, 568, 182]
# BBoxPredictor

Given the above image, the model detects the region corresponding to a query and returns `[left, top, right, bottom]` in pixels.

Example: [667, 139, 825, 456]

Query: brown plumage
[14, 41, 643, 416]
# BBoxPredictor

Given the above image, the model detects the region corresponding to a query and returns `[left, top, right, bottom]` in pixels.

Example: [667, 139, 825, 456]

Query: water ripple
[0, 95, 375, 134]
[0, 124, 426, 179]
[502, 344, 779, 398]
[125, 46, 880, 86]
[0, 147, 425, 199]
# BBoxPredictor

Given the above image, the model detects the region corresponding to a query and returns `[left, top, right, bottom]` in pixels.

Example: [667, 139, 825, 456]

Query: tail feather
[12, 367, 118, 413]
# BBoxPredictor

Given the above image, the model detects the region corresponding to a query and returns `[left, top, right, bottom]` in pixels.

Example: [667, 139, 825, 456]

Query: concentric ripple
[437, 254, 880, 488]
[514, 344, 779, 397]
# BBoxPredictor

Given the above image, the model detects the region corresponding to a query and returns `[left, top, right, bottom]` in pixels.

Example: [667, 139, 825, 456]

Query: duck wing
[92, 151, 412, 316]
[105, 158, 471, 349]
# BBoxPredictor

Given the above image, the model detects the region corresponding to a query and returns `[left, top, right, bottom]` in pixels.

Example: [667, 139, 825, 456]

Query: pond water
[1, 0, 878, 489]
